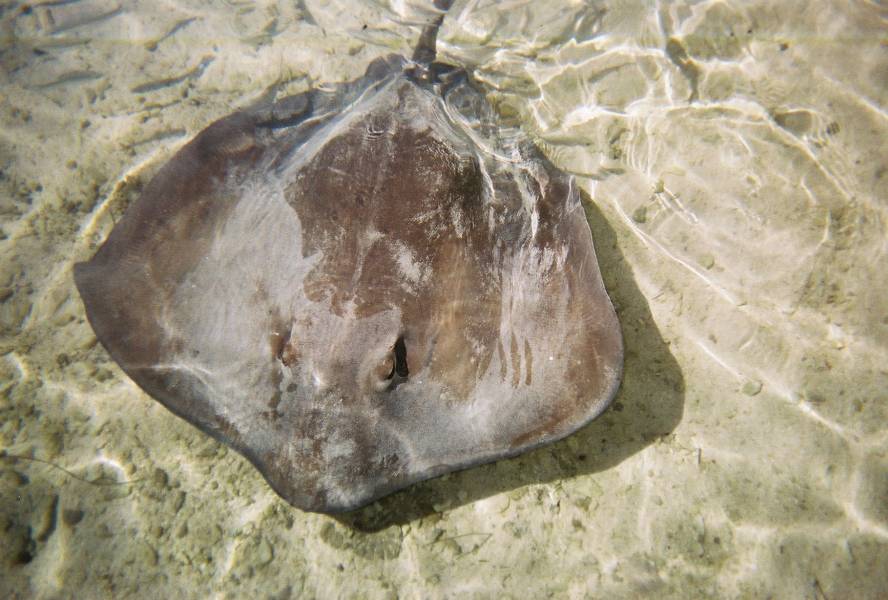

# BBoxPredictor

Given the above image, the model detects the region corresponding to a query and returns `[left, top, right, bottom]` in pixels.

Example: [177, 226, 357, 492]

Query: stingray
[73, 0, 623, 513]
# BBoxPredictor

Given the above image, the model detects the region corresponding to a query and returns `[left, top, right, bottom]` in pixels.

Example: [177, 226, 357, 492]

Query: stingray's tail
[411, 0, 455, 65]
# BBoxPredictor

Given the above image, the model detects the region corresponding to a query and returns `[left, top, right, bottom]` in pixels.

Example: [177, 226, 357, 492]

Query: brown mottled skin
[73, 3, 622, 513]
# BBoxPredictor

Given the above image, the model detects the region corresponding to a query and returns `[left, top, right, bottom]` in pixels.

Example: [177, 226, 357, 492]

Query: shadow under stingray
[335, 190, 685, 533]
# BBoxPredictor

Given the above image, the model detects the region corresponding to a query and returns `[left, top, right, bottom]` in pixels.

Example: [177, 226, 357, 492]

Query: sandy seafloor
[0, 0, 886, 597]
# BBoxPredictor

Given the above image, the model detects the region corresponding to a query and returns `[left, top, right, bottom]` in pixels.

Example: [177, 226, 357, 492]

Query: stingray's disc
[75, 47, 622, 514]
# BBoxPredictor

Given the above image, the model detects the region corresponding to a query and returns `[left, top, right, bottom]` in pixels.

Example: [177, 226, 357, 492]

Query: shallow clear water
[1, 0, 886, 597]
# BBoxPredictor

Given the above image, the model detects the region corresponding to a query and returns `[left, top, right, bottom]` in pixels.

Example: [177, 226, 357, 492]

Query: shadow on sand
[335, 191, 685, 533]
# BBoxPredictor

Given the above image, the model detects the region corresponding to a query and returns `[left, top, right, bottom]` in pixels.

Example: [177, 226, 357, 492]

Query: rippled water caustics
[1, 0, 886, 598]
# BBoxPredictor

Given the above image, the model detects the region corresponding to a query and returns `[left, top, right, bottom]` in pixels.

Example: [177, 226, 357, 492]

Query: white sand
[1, 0, 886, 598]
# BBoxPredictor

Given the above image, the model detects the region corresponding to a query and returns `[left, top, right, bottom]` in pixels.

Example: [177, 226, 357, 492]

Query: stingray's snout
[368, 351, 395, 392]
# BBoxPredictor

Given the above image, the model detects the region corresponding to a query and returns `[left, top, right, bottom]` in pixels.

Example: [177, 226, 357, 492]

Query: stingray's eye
[280, 342, 299, 367]
[272, 328, 299, 367]
[372, 336, 409, 391]
[375, 354, 395, 382]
